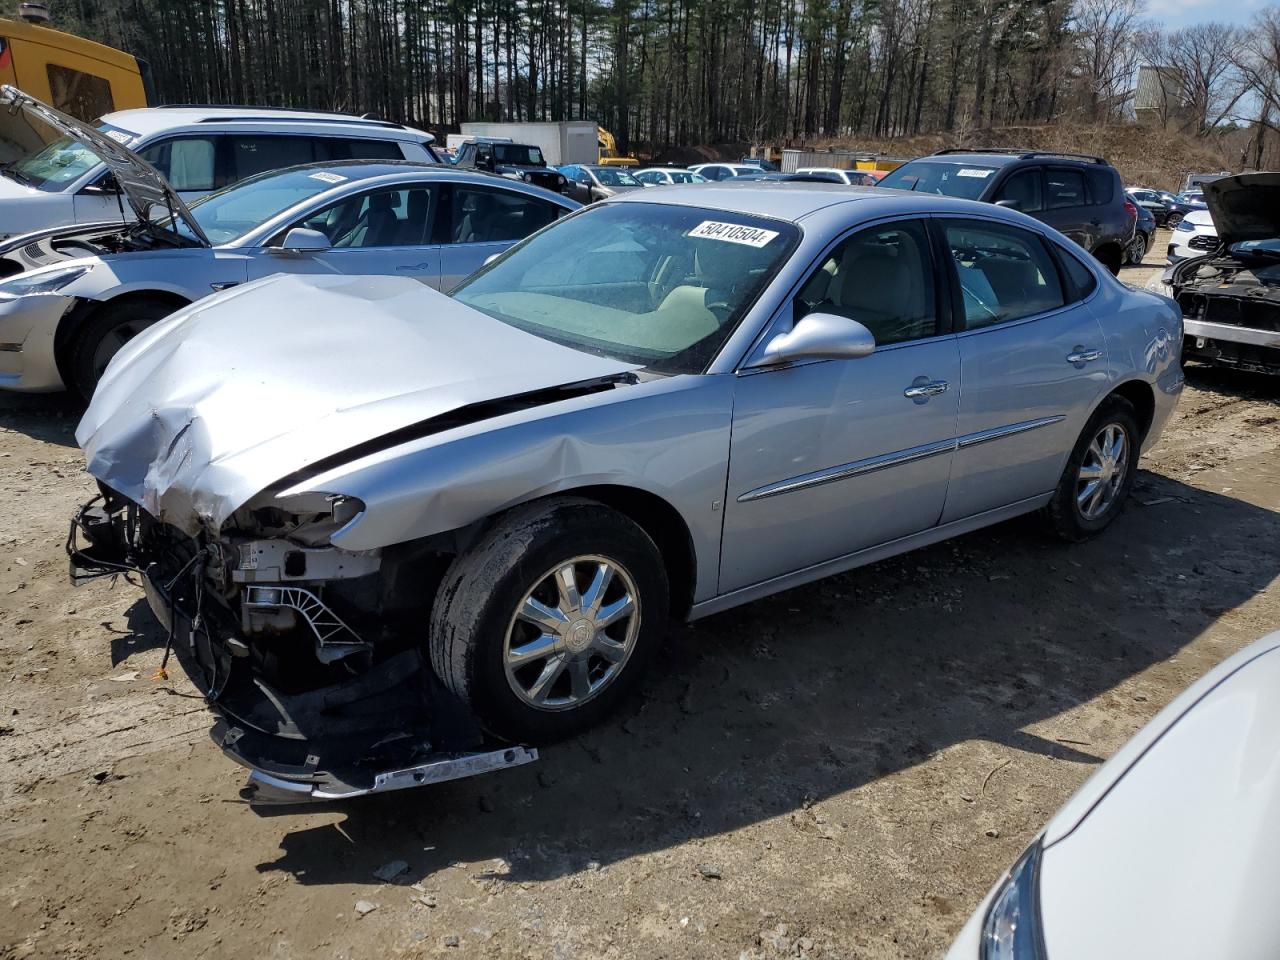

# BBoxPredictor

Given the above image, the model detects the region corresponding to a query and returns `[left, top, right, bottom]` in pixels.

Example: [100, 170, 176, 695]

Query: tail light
[1124, 200, 1138, 219]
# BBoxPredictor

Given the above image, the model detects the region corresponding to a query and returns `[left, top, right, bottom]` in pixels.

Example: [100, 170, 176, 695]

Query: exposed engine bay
[67, 484, 537, 805]
[1172, 250, 1280, 375]
[0, 222, 198, 279]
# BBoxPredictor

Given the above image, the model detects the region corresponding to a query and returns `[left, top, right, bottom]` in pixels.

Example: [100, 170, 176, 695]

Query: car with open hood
[68, 182, 1182, 804]
[0, 94, 576, 397]
[946, 629, 1280, 960]
[0, 85, 439, 241]
[1161, 172, 1280, 376]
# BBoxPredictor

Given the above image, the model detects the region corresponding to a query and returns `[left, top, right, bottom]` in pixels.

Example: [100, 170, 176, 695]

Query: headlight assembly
[0, 264, 91, 299]
[981, 841, 1048, 960]
[1175, 219, 1194, 233]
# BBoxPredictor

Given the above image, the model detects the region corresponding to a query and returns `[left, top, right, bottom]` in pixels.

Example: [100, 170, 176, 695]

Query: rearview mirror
[272, 227, 332, 253]
[752, 313, 876, 367]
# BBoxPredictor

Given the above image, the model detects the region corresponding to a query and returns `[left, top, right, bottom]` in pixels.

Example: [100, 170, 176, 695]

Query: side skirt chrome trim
[691, 493, 1052, 621]
[736, 415, 1065, 504]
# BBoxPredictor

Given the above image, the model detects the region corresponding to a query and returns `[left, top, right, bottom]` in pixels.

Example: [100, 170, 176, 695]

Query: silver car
[70, 183, 1183, 803]
[0, 94, 576, 397]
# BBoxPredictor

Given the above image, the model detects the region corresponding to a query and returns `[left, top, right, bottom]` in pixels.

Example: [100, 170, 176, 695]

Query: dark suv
[453, 139, 568, 194]
[878, 149, 1134, 273]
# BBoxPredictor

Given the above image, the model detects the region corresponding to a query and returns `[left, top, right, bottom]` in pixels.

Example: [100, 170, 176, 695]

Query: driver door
[245, 184, 443, 286]
[719, 218, 961, 593]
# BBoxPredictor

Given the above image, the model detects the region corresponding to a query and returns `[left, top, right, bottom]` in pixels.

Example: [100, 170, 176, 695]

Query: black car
[878, 148, 1135, 273]
[453, 139, 568, 194]
[1127, 188, 1175, 226]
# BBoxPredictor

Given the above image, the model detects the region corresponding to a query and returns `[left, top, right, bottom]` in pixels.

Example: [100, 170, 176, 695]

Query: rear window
[46, 64, 114, 122]
[1085, 167, 1116, 205]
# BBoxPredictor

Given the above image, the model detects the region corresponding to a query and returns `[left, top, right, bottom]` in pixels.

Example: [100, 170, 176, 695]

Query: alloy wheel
[91, 319, 154, 381]
[1076, 422, 1129, 521]
[503, 555, 641, 711]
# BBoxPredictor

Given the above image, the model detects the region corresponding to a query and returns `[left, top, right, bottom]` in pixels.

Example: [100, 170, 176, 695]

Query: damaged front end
[1172, 252, 1280, 375]
[68, 485, 535, 806]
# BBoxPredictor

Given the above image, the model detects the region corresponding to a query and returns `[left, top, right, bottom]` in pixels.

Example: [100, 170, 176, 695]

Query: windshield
[174, 167, 358, 245]
[590, 167, 639, 187]
[3, 121, 137, 192]
[878, 161, 998, 199]
[1231, 238, 1280, 258]
[453, 202, 798, 373]
[495, 144, 544, 166]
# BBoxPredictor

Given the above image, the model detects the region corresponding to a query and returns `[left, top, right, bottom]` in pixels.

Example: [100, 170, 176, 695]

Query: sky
[1145, 0, 1269, 28]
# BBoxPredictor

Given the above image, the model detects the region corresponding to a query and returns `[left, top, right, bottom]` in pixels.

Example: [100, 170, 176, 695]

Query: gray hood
[77, 273, 636, 534]
[0, 85, 210, 246]
[1203, 172, 1280, 247]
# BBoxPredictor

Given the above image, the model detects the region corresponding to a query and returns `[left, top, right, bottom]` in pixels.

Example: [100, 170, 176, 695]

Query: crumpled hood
[77, 273, 637, 534]
[1204, 172, 1280, 246]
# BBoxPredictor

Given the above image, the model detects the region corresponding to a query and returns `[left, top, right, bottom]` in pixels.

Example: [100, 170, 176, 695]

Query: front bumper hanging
[68, 495, 538, 806]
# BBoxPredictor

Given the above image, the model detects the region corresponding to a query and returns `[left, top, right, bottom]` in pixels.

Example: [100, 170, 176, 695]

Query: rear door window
[230, 136, 316, 180]
[46, 64, 114, 121]
[138, 136, 218, 191]
[942, 220, 1066, 329]
[1045, 169, 1087, 210]
[319, 137, 405, 161]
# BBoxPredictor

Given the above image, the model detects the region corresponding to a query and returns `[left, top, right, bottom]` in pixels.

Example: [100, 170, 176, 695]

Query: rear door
[936, 217, 1108, 523]
[438, 183, 564, 291]
[1040, 166, 1093, 249]
[245, 182, 443, 286]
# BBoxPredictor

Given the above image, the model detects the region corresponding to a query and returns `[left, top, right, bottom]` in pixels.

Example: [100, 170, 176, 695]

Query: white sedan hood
[77, 273, 636, 534]
[1038, 635, 1280, 958]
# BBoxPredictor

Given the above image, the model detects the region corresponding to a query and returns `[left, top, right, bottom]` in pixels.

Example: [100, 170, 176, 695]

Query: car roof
[603, 180, 1023, 224]
[99, 105, 430, 140]
[231, 160, 571, 195]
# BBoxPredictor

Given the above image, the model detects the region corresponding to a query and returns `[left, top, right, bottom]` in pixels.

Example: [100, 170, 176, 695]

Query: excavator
[597, 126, 638, 166]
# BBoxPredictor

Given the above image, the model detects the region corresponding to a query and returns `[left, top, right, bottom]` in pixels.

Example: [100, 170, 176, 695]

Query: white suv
[0, 97, 439, 239]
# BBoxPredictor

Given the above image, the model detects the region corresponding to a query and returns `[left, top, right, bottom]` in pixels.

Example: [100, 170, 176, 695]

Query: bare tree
[1072, 0, 1146, 121]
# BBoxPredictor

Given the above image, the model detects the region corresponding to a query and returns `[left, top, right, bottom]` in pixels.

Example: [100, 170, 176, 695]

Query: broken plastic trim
[240, 746, 539, 805]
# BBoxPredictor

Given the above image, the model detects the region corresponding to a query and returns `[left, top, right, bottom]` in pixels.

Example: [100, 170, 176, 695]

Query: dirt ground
[2, 231, 1278, 960]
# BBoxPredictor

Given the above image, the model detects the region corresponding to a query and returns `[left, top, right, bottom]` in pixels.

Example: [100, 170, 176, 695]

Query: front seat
[829, 245, 929, 344]
[339, 192, 399, 247]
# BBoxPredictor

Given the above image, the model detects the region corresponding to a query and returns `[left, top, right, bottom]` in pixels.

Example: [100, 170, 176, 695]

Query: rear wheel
[68, 297, 179, 399]
[429, 497, 669, 743]
[1126, 232, 1148, 266]
[1044, 395, 1140, 542]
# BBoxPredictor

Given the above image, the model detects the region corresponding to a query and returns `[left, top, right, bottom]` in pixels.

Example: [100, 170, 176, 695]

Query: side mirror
[752, 312, 876, 367]
[80, 172, 120, 196]
[272, 227, 332, 253]
[995, 198, 1021, 211]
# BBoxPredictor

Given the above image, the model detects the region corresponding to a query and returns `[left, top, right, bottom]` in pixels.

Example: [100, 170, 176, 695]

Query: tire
[1126, 232, 1148, 266]
[1044, 395, 1141, 542]
[68, 297, 179, 399]
[429, 497, 670, 743]
[1167, 212, 1183, 227]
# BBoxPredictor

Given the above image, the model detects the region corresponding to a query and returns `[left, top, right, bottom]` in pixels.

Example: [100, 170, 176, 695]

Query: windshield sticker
[308, 171, 348, 184]
[102, 129, 132, 145]
[956, 168, 994, 178]
[688, 220, 780, 247]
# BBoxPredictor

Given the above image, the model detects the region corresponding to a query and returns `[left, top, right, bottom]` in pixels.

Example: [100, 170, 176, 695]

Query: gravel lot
[2, 234, 1279, 960]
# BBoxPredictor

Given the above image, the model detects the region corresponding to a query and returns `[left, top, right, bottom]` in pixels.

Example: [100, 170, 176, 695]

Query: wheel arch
[54, 289, 191, 386]
[1091, 241, 1124, 275]
[1100, 378, 1156, 443]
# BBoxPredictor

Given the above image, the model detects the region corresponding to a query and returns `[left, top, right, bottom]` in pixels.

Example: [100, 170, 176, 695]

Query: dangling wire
[152, 547, 206, 682]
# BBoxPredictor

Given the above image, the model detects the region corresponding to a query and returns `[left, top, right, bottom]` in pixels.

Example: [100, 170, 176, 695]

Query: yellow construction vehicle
[0, 5, 149, 124]
[597, 127, 638, 167]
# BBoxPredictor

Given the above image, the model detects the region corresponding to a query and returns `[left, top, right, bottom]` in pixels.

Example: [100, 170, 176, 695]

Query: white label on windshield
[688, 220, 779, 247]
[957, 168, 994, 178]
[103, 129, 132, 144]
[308, 171, 348, 184]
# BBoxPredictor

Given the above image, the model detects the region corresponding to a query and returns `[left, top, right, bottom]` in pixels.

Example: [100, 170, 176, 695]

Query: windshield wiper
[1, 164, 37, 188]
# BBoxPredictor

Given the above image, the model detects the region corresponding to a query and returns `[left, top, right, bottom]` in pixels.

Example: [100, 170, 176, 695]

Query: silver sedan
[70, 182, 1183, 803]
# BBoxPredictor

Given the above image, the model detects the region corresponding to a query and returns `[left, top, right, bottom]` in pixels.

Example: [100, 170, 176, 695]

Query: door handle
[1066, 348, 1103, 364]
[903, 380, 949, 399]
[210, 281, 240, 292]
[396, 262, 433, 272]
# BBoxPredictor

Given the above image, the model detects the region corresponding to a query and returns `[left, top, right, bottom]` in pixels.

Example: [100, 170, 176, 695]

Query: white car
[794, 166, 878, 186]
[688, 163, 759, 182]
[0, 85, 438, 240]
[947, 630, 1280, 959]
[0, 94, 575, 397]
[632, 167, 708, 186]
[1167, 209, 1217, 262]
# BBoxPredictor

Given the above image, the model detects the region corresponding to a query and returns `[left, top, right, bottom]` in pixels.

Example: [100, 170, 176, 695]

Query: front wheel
[1126, 233, 1148, 266]
[429, 497, 669, 743]
[68, 297, 179, 399]
[1044, 396, 1140, 542]
[1167, 212, 1183, 227]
